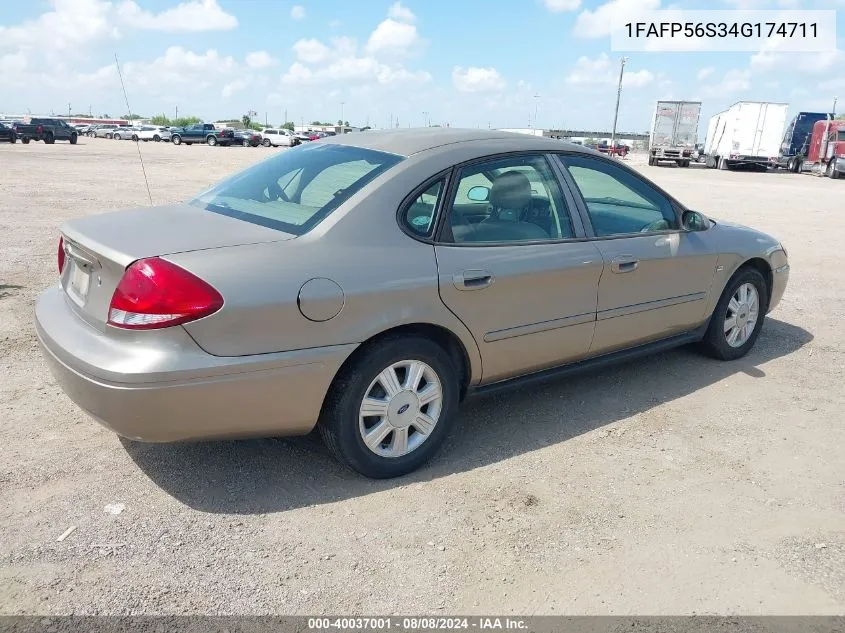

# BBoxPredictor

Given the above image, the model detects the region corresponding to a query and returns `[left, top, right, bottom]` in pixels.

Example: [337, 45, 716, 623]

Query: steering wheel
[640, 218, 669, 233]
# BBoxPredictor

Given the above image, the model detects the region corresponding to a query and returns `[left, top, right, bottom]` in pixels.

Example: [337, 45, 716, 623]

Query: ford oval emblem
[397, 404, 410, 415]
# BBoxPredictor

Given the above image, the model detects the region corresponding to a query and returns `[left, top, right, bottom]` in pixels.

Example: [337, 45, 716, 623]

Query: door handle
[610, 255, 639, 274]
[453, 270, 494, 291]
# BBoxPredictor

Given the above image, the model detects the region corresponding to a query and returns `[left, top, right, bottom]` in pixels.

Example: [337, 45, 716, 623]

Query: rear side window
[402, 179, 445, 237]
[190, 144, 403, 235]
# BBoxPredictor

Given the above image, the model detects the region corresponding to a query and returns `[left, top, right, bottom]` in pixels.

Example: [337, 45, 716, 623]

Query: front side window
[560, 154, 678, 236]
[190, 143, 403, 235]
[445, 155, 574, 244]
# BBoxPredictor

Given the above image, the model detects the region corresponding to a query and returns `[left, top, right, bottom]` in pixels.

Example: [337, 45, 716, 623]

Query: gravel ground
[1, 138, 843, 615]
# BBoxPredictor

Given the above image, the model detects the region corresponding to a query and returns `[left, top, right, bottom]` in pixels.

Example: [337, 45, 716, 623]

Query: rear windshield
[189, 143, 403, 235]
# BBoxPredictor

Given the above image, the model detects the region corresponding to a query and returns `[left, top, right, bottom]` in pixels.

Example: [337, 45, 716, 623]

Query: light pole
[833, 96, 838, 117]
[533, 94, 540, 130]
[340, 101, 345, 126]
[422, 111, 429, 127]
[611, 57, 628, 148]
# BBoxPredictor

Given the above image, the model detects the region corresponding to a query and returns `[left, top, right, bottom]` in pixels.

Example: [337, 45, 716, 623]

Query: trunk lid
[59, 203, 293, 327]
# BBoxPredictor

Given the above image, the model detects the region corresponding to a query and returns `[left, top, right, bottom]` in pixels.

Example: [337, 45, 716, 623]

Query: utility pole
[284, 109, 288, 125]
[611, 57, 628, 148]
[422, 111, 429, 127]
[533, 94, 540, 131]
[175, 105, 178, 122]
[340, 101, 345, 125]
[68, 103, 71, 118]
[833, 96, 838, 117]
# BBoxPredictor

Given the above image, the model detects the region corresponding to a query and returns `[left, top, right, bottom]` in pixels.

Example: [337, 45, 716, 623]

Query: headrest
[489, 171, 531, 211]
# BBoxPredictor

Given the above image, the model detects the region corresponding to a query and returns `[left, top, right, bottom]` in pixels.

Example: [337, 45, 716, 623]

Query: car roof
[314, 128, 591, 157]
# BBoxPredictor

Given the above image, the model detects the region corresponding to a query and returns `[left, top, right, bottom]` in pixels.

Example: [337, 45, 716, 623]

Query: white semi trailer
[703, 101, 789, 171]
[648, 100, 701, 167]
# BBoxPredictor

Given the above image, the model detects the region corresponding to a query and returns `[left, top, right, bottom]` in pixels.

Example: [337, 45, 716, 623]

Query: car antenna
[114, 53, 153, 206]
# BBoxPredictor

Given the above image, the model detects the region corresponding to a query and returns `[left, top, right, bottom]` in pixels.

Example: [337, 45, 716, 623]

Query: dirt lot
[1, 138, 843, 615]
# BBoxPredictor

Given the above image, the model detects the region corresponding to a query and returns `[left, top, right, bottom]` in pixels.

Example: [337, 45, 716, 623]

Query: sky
[0, 0, 843, 133]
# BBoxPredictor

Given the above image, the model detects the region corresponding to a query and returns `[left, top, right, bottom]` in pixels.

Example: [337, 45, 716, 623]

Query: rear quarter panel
[169, 150, 504, 383]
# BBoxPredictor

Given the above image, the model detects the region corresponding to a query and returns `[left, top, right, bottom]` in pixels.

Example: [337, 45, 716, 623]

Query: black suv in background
[0, 122, 17, 143]
[14, 118, 79, 144]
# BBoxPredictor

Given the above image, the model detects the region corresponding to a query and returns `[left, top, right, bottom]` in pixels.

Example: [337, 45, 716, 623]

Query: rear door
[556, 153, 718, 356]
[432, 153, 603, 383]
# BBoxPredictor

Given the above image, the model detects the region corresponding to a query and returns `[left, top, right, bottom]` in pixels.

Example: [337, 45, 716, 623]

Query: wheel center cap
[387, 391, 419, 428]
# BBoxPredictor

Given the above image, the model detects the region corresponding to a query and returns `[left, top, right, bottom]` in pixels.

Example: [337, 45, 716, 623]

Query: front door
[433, 154, 604, 383]
[557, 153, 719, 356]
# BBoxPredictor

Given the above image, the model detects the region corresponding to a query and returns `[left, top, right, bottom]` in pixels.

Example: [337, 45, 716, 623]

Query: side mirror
[682, 210, 708, 231]
[467, 185, 490, 202]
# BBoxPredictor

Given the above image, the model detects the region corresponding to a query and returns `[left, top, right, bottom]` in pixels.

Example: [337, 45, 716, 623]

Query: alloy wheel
[724, 282, 760, 348]
[358, 360, 443, 458]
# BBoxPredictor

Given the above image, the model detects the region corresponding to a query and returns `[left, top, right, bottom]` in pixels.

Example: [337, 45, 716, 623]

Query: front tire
[700, 267, 768, 361]
[153, 135, 160, 142]
[827, 161, 840, 179]
[263, 138, 271, 147]
[318, 336, 460, 479]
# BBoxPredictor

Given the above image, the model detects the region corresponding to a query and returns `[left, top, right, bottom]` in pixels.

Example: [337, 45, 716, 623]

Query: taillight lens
[107, 258, 223, 330]
[57, 237, 66, 275]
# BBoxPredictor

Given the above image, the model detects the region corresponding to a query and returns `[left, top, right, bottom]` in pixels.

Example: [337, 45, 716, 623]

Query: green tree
[343, 120, 349, 127]
[242, 114, 251, 127]
[173, 116, 202, 127]
[150, 114, 171, 126]
[311, 120, 322, 125]
[281, 121, 294, 131]
[122, 113, 144, 120]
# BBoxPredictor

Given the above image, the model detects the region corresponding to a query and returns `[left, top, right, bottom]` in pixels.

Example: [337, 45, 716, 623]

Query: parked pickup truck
[15, 118, 79, 144]
[170, 123, 236, 146]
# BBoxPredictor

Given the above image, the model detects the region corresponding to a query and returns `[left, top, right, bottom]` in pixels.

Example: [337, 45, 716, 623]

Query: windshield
[189, 143, 403, 235]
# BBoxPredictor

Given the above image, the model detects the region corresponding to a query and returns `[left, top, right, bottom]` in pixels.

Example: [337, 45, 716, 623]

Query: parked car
[0, 122, 17, 143]
[35, 129, 789, 479]
[133, 126, 171, 142]
[234, 129, 262, 147]
[171, 123, 236, 146]
[94, 125, 121, 138]
[74, 124, 92, 135]
[113, 127, 139, 140]
[260, 128, 298, 147]
[15, 118, 79, 144]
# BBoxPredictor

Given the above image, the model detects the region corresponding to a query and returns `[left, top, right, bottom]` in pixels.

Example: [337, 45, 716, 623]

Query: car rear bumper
[35, 286, 356, 442]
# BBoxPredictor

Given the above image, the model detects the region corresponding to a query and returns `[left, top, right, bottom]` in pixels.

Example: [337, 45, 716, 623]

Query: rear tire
[263, 138, 271, 147]
[206, 135, 217, 146]
[153, 135, 160, 142]
[22, 138, 30, 144]
[44, 133, 54, 144]
[9, 134, 16, 144]
[172, 135, 181, 145]
[699, 267, 768, 361]
[318, 336, 460, 479]
[70, 133, 77, 145]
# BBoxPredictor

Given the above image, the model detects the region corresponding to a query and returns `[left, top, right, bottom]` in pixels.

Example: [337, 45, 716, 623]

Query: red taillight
[107, 258, 223, 330]
[37, 125, 43, 134]
[57, 237, 66, 275]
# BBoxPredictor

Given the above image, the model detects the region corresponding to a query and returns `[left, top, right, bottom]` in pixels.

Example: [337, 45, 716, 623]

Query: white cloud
[819, 77, 845, 91]
[702, 69, 750, 97]
[751, 49, 845, 75]
[574, 0, 660, 38]
[123, 46, 237, 93]
[366, 19, 422, 56]
[565, 53, 654, 88]
[245, 51, 276, 69]
[222, 78, 250, 98]
[452, 66, 506, 93]
[329, 19, 342, 29]
[697, 66, 715, 81]
[542, 0, 582, 11]
[293, 38, 332, 64]
[290, 5, 306, 20]
[117, 0, 238, 32]
[387, 2, 416, 22]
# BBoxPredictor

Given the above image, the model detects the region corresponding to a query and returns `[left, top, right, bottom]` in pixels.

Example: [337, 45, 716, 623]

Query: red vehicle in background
[794, 119, 845, 179]
[597, 141, 630, 158]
